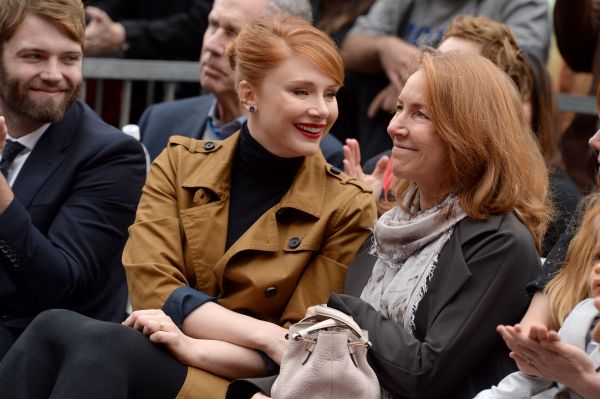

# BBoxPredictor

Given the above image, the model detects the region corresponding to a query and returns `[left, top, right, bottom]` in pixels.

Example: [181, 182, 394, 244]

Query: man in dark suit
[0, 0, 146, 359]
[139, 0, 345, 168]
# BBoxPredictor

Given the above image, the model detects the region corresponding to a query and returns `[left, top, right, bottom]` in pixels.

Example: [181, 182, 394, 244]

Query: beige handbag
[271, 305, 380, 399]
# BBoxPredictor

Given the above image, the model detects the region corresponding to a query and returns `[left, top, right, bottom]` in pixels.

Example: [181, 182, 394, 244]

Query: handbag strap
[291, 318, 343, 340]
[292, 306, 370, 345]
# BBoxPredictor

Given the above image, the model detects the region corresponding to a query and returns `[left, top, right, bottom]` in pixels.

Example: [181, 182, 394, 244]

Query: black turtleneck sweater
[226, 124, 304, 250]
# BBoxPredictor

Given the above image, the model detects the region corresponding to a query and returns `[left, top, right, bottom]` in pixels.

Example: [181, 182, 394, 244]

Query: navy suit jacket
[0, 100, 147, 331]
[139, 94, 345, 168]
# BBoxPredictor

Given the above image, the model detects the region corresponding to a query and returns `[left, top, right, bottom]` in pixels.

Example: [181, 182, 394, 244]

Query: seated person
[0, 15, 376, 399]
[138, 0, 345, 169]
[477, 193, 600, 398]
[344, 15, 580, 256]
[228, 50, 550, 399]
[493, 87, 600, 399]
[0, 0, 146, 359]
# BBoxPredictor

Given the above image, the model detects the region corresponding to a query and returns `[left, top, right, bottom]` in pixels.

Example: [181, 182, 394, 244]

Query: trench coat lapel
[177, 133, 328, 288]
[180, 135, 237, 198]
[221, 156, 327, 258]
[213, 152, 328, 284]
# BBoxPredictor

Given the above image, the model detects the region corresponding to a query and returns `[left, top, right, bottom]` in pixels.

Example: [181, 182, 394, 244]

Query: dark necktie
[0, 140, 26, 178]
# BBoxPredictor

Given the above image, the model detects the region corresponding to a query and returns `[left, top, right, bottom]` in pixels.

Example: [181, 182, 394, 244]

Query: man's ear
[238, 80, 256, 110]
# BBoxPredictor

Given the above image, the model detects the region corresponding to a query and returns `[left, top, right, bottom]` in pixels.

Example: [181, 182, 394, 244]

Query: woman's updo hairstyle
[226, 13, 344, 88]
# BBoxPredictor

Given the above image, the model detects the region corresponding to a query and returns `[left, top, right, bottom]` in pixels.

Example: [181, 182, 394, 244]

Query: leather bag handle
[291, 305, 370, 345]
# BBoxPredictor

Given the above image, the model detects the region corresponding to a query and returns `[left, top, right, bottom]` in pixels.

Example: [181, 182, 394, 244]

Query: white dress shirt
[1, 123, 50, 186]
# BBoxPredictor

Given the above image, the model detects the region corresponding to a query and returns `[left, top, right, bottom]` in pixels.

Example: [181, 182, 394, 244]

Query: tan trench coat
[122, 133, 377, 398]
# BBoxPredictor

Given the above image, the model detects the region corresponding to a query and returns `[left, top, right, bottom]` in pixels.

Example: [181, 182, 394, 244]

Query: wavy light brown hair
[545, 193, 600, 328]
[227, 14, 344, 88]
[396, 51, 549, 251]
[442, 15, 531, 103]
[0, 0, 85, 48]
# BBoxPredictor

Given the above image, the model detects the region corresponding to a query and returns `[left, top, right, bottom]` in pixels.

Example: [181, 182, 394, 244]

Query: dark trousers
[0, 323, 17, 360]
[0, 309, 187, 399]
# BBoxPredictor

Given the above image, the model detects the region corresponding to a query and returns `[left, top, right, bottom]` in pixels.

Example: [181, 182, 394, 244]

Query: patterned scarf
[361, 187, 466, 334]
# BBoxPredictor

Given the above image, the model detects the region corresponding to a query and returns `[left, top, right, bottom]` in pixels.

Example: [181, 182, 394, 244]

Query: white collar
[7, 123, 51, 151]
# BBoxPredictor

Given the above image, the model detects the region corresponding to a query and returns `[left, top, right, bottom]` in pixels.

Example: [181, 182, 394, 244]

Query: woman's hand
[123, 309, 194, 365]
[260, 323, 288, 366]
[497, 323, 540, 375]
[343, 138, 388, 200]
[498, 323, 600, 397]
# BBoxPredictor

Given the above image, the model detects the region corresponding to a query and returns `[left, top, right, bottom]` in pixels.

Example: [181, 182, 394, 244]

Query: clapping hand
[343, 138, 389, 201]
[498, 323, 596, 392]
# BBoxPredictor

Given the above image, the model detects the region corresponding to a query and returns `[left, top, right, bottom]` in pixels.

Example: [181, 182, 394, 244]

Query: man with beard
[0, 0, 146, 359]
[138, 0, 345, 169]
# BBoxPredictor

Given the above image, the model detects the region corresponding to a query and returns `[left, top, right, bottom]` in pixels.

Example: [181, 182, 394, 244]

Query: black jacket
[0, 101, 146, 335]
[85, 0, 213, 60]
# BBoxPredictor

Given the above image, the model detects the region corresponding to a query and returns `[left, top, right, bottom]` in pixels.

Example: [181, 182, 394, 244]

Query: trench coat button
[330, 166, 342, 175]
[264, 286, 278, 299]
[288, 237, 301, 249]
[203, 141, 215, 151]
